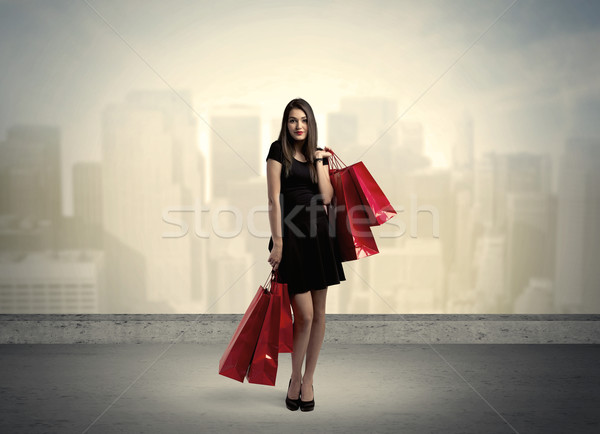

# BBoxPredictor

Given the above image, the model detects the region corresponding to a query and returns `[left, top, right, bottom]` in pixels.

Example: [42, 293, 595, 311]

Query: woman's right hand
[268, 245, 282, 270]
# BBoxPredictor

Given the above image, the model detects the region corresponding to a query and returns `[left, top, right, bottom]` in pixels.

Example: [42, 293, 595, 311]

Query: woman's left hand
[315, 146, 333, 159]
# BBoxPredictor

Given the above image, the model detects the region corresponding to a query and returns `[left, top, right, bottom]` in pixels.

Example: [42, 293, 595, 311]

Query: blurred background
[1, 0, 599, 314]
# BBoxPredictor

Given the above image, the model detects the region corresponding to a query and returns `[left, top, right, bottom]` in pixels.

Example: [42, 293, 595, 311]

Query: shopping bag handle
[263, 270, 273, 292]
[328, 149, 347, 170]
[263, 268, 280, 293]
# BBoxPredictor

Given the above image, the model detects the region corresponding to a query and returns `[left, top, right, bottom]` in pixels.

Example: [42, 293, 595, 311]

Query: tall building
[446, 171, 477, 312]
[209, 105, 261, 200]
[101, 90, 204, 312]
[494, 152, 552, 230]
[473, 151, 553, 311]
[447, 112, 477, 311]
[554, 138, 600, 313]
[506, 192, 554, 306]
[0, 125, 62, 224]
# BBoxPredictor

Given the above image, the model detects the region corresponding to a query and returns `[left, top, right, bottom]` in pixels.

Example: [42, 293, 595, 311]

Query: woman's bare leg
[288, 291, 313, 399]
[301, 287, 328, 401]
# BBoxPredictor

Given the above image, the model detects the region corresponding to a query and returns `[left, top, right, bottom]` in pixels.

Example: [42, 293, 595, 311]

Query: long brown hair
[277, 98, 319, 183]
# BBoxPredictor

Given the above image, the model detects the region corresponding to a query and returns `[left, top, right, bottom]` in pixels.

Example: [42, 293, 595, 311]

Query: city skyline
[1, 1, 599, 314]
[3, 90, 599, 315]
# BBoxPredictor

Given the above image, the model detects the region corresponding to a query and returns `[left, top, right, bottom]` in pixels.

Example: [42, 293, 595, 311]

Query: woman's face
[287, 108, 308, 141]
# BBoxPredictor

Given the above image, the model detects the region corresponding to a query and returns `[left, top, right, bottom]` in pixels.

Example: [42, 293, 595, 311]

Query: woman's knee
[295, 309, 314, 328]
[292, 293, 314, 329]
[312, 309, 325, 325]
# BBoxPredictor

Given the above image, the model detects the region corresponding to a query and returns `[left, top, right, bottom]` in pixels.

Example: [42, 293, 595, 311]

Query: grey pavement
[1, 343, 599, 434]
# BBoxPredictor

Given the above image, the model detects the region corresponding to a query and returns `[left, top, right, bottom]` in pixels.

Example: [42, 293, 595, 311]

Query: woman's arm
[315, 147, 334, 205]
[267, 159, 283, 269]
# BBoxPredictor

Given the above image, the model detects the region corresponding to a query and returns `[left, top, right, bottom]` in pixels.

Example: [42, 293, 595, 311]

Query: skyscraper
[506, 192, 554, 307]
[554, 138, 600, 313]
[101, 90, 204, 312]
[209, 105, 262, 200]
[0, 125, 62, 224]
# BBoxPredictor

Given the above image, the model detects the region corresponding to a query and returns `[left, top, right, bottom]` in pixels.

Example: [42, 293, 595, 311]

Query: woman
[266, 98, 346, 412]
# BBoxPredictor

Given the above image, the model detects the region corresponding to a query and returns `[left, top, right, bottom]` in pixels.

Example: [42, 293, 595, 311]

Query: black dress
[267, 140, 346, 295]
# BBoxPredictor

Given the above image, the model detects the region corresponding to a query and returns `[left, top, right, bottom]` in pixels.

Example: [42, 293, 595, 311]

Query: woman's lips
[295, 131, 304, 135]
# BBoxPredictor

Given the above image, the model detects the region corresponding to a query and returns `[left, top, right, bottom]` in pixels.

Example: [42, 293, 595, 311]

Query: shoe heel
[299, 384, 315, 412]
[285, 379, 301, 411]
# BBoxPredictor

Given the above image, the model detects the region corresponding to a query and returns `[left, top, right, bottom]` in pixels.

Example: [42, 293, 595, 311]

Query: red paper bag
[329, 167, 379, 262]
[246, 286, 281, 386]
[348, 162, 396, 226]
[271, 270, 293, 353]
[218, 284, 271, 382]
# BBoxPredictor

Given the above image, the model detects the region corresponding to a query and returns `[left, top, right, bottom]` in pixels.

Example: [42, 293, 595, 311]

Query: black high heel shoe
[299, 384, 315, 412]
[285, 379, 301, 411]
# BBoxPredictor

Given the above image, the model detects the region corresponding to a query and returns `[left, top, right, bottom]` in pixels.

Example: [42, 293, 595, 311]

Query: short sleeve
[266, 140, 283, 164]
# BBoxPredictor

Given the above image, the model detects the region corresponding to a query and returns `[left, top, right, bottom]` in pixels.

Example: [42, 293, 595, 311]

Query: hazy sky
[1, 0, 599, 214]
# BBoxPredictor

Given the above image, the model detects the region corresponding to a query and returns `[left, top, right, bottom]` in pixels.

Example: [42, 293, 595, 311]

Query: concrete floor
[0, 343, 599, 434]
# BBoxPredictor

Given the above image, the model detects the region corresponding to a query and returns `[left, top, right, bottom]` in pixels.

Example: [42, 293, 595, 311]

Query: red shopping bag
[246, 282, 281, 386]
[329, 167, 379, 262]
[330, 152, 396, 226]
[271, 270, 293, 353]
[218, 277, 271, 382]
[349, 162, 396, 225]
